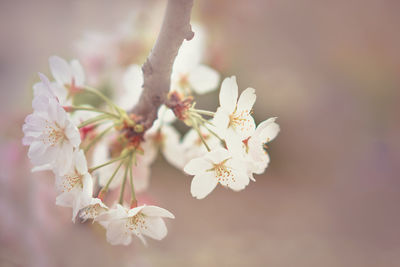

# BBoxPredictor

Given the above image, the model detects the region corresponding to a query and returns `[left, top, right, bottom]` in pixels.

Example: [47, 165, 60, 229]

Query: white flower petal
[219, 76, 238, 114]
[141, 206, 175, 219]
[70, 59, 85, 86]
[49, 56, 72, 85]
[106, 219, 132, 246]
[191, 172, 218, 199]
[74, 150, 88, 174]
[188, 65, 220, 94]
[236, 87, 256, 112]
[141, 217, 168, 240]
[225, 169, 250, 191]
[184, 157, 213, 175]
[257, 118, 280, 143]
[119, 64, 143, 109]
[204, 148, 231, 164]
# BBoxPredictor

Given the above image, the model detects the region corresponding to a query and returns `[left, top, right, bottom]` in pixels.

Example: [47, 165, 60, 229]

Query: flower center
[81, 203, 106, 219]
[228, 110, 249, 129]
[43, 121, 66, 146]
[127, 213, 148, 233]
[62, 172, 83, 192]
[212, 159, 234, 183]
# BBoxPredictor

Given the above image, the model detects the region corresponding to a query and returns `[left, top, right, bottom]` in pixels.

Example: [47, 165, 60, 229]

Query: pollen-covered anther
[42, 121, 66, 146]
[62, 173, 83, 192]
[127, 213, 147, 232]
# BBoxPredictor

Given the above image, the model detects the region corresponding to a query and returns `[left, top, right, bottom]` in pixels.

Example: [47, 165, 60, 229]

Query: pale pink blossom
[22, 94, 81, 174]
[55, 150, 93, 222]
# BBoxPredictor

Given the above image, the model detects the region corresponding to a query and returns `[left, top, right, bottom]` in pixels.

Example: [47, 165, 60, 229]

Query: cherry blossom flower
[184, 148, 250, 199]
[96, 204, 174, 246]
[246, 117, 280, 176]
[117, 64, 143, 110]
[182, 125, 222, 164]
[49, 55, 85, 103]
[145, 123, 185, 170]
[213, 76, 256, 144]
[55, 150, 93, 222]
[229, 118, 280, 181]
[171, 25, 220, 95]
[32, 73, 57, 99]
[79, 198, 109, 222]
[22, 95, 81, 174]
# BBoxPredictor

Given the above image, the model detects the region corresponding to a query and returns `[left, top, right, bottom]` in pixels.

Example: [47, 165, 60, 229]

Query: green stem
[201, 122, 225, 143]
[192, 118, 210, 152]
[78, 114, 110, 128]
[69, 106, 120, 119]
[83, 124, 114, 152]
[82, 86, 120, 114]
[89, 153, 128, 173]
[119, 159, 130, 205]
[190, 108, 215, 117]
[100, 159, 125, 194]
[129, 153, 136, 202]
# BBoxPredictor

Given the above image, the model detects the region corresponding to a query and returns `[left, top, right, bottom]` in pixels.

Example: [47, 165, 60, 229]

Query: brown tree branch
[131, 0, 194, 129]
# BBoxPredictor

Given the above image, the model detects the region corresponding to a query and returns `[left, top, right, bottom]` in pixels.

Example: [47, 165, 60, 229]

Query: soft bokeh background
[1, 0, 400, 266]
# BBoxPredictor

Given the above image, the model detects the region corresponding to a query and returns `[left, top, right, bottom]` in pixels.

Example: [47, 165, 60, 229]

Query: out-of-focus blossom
[118, 64, 143, 110]
[49, 56, 85, 104]
[172, 25, 220, 95]
[182, 125, 222, 164]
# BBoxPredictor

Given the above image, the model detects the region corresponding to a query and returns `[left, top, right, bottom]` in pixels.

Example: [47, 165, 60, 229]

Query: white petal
[212, 108, 230, 136]
[141, 217, 168, 240]
[106, 220, 132, 246]
[141, 206, 175, 219]
[204, 148, 231, 164]
[226, 169, 250, 191]
[31, 164, 52, 172]
[49, 56, 72, 85]
[173, 24, 205, 73]
[70, 59, 85, 86]
[119, 64, 143, 109]
[184, 157, 213, 175]
[74, 150, 88, 174]
[219, 76, 238, 114]
[236, 87, 256, 112]
[191, 172, 218, 199]
[257, 118, 280, 143]
[188, 65, 220, 94]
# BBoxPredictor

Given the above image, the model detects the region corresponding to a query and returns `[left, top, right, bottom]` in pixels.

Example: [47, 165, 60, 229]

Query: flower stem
[192, 118, 210, 152]
[129, 153, 137, 203]
[68, 106, 120, 119]
[89, 153, 128, 173]
[201, 122, 224, 143]
[190, 108, 215, 117]
[118, 159, 130, 205]
[83, 124, 114, 152]
[82, 86, 120, 114]
[99, 159, 125, 195]
[78, 114, 110, 128]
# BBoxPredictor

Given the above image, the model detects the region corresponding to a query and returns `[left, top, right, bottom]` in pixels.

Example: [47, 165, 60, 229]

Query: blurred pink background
[1, 0, 400, 266]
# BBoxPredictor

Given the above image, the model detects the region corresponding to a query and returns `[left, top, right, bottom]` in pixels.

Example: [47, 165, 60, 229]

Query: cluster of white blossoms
[22, 24, 279, 246]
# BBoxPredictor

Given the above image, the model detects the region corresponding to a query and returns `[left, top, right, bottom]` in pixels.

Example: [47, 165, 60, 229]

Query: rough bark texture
[131, 0, 194, 129]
